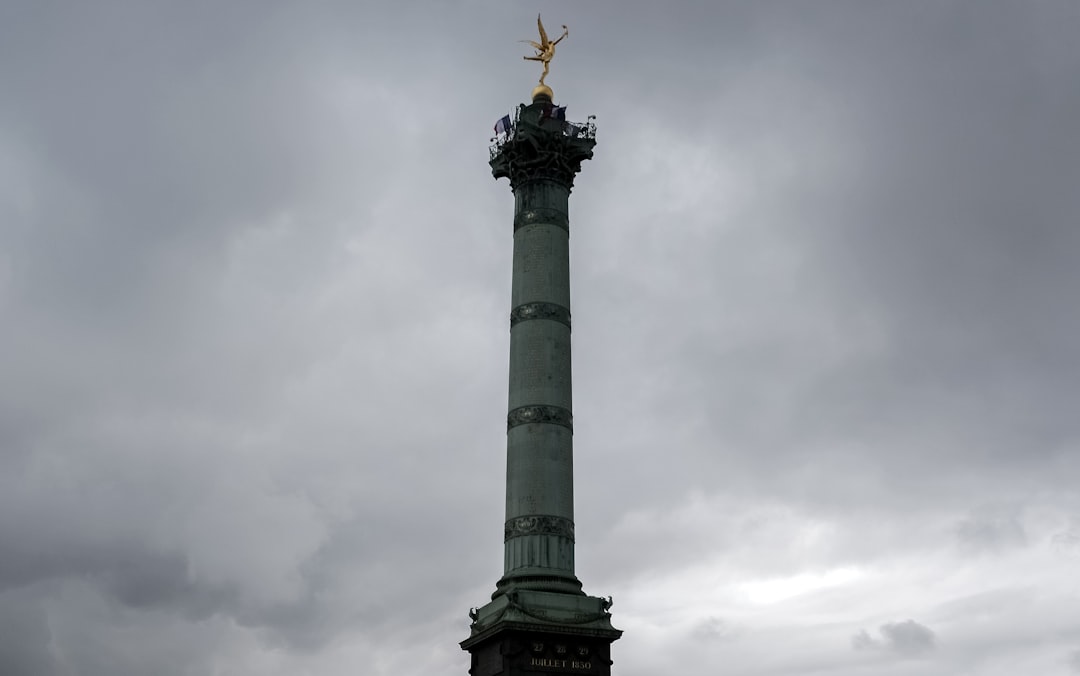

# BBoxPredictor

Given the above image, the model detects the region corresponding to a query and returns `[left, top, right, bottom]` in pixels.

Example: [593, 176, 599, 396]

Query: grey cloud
[880, 620, 937, 656]
[853, 620, 937, 657]
[1051, 518, 1080, 557]
[691, 616, 738, 642]
[2, 2, 1078, 675]
[955, 508, 1028, 554]
[851, 629, 876, 652]
[0, 590, 62, 676]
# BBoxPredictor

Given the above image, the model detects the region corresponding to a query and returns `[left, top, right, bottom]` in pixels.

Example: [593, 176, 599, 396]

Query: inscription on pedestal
[526, 658, 593, 671]
[523, 642, 600, 673]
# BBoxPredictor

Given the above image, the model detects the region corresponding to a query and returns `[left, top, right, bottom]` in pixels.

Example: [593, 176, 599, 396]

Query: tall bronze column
[461, 84, 621, 676]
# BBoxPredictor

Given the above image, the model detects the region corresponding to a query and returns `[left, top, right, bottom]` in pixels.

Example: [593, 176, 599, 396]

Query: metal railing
[490, 111, 597, 159]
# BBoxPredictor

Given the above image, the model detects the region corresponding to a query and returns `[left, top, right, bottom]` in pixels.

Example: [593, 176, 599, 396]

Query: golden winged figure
[521, 14, 568, 87]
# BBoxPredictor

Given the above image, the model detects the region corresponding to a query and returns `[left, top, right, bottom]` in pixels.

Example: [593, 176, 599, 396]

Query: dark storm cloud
[0, 518, 197, 613]
[559, 3, 1080, 539]
[760, 5, 1080, 486]
[1, 7, 369, 325]
[1, 2, 1078, 675]
[0, 590, 62, 676]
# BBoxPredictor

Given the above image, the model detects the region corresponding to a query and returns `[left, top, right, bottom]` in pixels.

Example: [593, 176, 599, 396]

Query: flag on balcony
[494, 115, 513, 135]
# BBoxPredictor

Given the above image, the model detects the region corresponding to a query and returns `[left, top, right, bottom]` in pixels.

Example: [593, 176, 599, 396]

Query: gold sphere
[531, 84, 554, 102]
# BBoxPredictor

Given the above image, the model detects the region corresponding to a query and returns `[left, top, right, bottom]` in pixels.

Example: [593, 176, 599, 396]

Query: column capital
[490, 100, 596, 191]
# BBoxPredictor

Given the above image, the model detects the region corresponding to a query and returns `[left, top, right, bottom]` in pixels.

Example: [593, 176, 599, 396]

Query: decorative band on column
[507, 405, 573, 432]
[504, 515, 576, 541]
[510, 302, 571, 329]
[514, 207, 569, 232]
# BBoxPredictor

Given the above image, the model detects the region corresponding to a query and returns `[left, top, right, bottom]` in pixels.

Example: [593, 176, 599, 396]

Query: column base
[493, 569, 584, 598]
[462, 590, 621, 675]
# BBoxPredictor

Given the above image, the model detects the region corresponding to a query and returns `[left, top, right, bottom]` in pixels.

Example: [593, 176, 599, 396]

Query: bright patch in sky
[739, 567, 864, 605]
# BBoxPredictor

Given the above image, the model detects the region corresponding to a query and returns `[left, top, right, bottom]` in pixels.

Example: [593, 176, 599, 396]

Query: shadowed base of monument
[462, 590, 621, 676]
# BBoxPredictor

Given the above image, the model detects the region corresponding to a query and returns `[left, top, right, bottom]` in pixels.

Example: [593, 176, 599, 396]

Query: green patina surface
[497, 97, 593, 598]
[462, 96, 619, 675]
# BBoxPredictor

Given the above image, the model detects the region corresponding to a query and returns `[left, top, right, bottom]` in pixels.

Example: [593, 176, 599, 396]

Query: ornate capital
[490, 102, 596, 191]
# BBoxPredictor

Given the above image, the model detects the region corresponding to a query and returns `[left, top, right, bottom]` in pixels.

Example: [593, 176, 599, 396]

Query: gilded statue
[521, 14, 568, 87]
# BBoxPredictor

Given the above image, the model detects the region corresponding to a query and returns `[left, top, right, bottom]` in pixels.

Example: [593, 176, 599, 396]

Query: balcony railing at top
[489, 115, 597, 161]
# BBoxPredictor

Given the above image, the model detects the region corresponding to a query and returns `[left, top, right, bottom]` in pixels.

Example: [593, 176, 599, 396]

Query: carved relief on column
[507, 405, 573, 432]
[514, 207, 569, 232]
[504, 515, 576, 541]
[510, 301, 571, 329]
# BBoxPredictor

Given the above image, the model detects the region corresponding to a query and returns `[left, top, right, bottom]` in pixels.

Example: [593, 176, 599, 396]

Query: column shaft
[499, 178, 581, 595]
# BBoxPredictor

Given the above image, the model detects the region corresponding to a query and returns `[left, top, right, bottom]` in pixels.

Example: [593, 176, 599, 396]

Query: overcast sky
[2, 2, 1079, 675]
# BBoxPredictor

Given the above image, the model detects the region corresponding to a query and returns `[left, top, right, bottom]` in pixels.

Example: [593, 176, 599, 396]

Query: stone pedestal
[462, 591, 619, 676]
